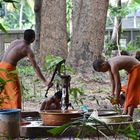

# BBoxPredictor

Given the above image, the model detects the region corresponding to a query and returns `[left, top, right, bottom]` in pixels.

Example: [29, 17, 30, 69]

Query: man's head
[24, 29, 35, 44]
[54, 90, 62, 103]
[93, 59, 110, 72]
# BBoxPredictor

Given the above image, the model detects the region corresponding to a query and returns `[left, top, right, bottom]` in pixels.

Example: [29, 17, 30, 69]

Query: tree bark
[67, 0, 109, 74]
[34, 0, 42, 54]
[40, 0, 68, 64]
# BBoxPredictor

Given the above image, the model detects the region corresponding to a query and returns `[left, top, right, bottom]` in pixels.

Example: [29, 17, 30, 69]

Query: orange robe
[124, 64, 140, 109]
[0, 61, 21, 109]
[121, 85, 127, 93]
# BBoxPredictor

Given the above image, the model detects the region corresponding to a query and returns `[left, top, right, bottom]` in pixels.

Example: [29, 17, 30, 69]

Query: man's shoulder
[10, 39, 24, 47]
[11, 39, 22, 43]
[110, 56, 133, 62]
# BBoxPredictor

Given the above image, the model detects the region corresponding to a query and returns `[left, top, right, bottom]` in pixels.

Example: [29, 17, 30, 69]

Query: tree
[110, 0, 122, 52]
[0, 0, 17, 32]
[107, 0, 139, 54]
[34, 0, 42, 54]
[67, 0, 109, 75]
[0, 0, 34, 30]
[40, 0, 68, 64]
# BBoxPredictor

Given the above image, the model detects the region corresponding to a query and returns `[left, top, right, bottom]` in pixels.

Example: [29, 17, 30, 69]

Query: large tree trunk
[40, 0, 68, 64]
[67, 0, 109, 74]
[34, 0, 42, 54]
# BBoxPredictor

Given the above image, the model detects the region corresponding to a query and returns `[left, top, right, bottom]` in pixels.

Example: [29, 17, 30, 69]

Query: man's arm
[40, 98, 52, 110]
[40, 97, 56, 110]
[109, 71, 115, 96]
[112, 69, 121, 102]
[27, 48, 47, 84]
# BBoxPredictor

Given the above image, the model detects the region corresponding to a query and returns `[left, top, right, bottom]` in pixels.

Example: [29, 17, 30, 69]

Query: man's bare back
[1, 29, 48, 85]
[108, 56, 139, 73]
[2, 39, 31, 66]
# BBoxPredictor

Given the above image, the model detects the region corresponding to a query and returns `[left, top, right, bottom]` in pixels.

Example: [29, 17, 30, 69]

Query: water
[61, 88, 66, 112]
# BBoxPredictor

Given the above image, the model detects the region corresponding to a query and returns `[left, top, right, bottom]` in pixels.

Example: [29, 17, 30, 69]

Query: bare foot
[122, 109, 128, 115]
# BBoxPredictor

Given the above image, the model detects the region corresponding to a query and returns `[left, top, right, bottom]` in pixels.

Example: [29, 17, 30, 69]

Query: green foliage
[48, 123, 71, 136]
[104, 40, 139, 56]
[0, 77, 6, 92]
[44, 55, 74, 74]
[0, 23, 6, 32]
[134, 0, 140, 4]
[109, 5, 129, 18]
[48, 113, 140, 139]
[17, 66, 34, 76]
[108, 0, 139, 18]
[0, 0, 17, 7]
[3, 10, 19, 29]
[17, 65, 37, 101]
[44, 55, 63, 72]
[127, 41, 137, 51]
[45, 55, 87, 106]
[48, 114, 111, 139]
[104, 41, 118, 56]
[3, 0, 17, 3]
[20, 80, 32, 101]
[117, 124, 140, 139]
[0, 0, 34, 30]
[0, 0, 18, 31]
[70, 87, 85, 105]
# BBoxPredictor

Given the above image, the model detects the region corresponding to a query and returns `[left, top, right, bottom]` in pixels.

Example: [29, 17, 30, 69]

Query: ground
[19, 72, 140, 139]
[23, 72, 117, 112]
[22, 71, 140, 119]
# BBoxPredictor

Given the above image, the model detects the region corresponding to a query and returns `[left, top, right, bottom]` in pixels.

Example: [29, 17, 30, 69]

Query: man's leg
[126, 106, 135, 121]
[122, 107, 128, 115]
[128, 106, 135, 117]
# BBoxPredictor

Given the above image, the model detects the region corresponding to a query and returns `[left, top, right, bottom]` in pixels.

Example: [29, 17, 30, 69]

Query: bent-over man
[93, 56, 140, 118]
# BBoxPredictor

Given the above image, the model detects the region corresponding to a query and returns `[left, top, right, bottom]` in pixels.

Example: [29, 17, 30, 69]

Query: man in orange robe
[0, 62, 21, 109]
[125, 65, 140, 110]
[93, 56, 140, 118]
[0, 29, 48, 109]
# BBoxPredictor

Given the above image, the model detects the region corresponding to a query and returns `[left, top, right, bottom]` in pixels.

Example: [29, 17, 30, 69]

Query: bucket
[40, 110, 84, 126]
[0, 109, 21, 138]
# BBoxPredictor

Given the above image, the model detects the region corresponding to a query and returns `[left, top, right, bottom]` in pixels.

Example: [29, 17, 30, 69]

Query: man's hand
[107, 95, 122, 106]
[114, 95, 123, 107]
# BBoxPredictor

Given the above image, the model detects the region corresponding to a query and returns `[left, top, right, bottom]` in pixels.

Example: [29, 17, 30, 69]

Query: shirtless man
[40, 90, 62, 110]
[0, 29, 48, 109]
[93, 56, 140, 117]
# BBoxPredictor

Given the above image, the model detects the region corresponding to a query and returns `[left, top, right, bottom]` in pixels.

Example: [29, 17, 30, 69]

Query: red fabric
[124, 64, 140, 109]
[0, 61, 21, 109]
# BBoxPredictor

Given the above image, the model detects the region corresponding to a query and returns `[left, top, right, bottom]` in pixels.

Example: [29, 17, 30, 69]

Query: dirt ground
[19, 72, 140, 140]
[22, 71, 140, 120]
[22, 72, 116, 112]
